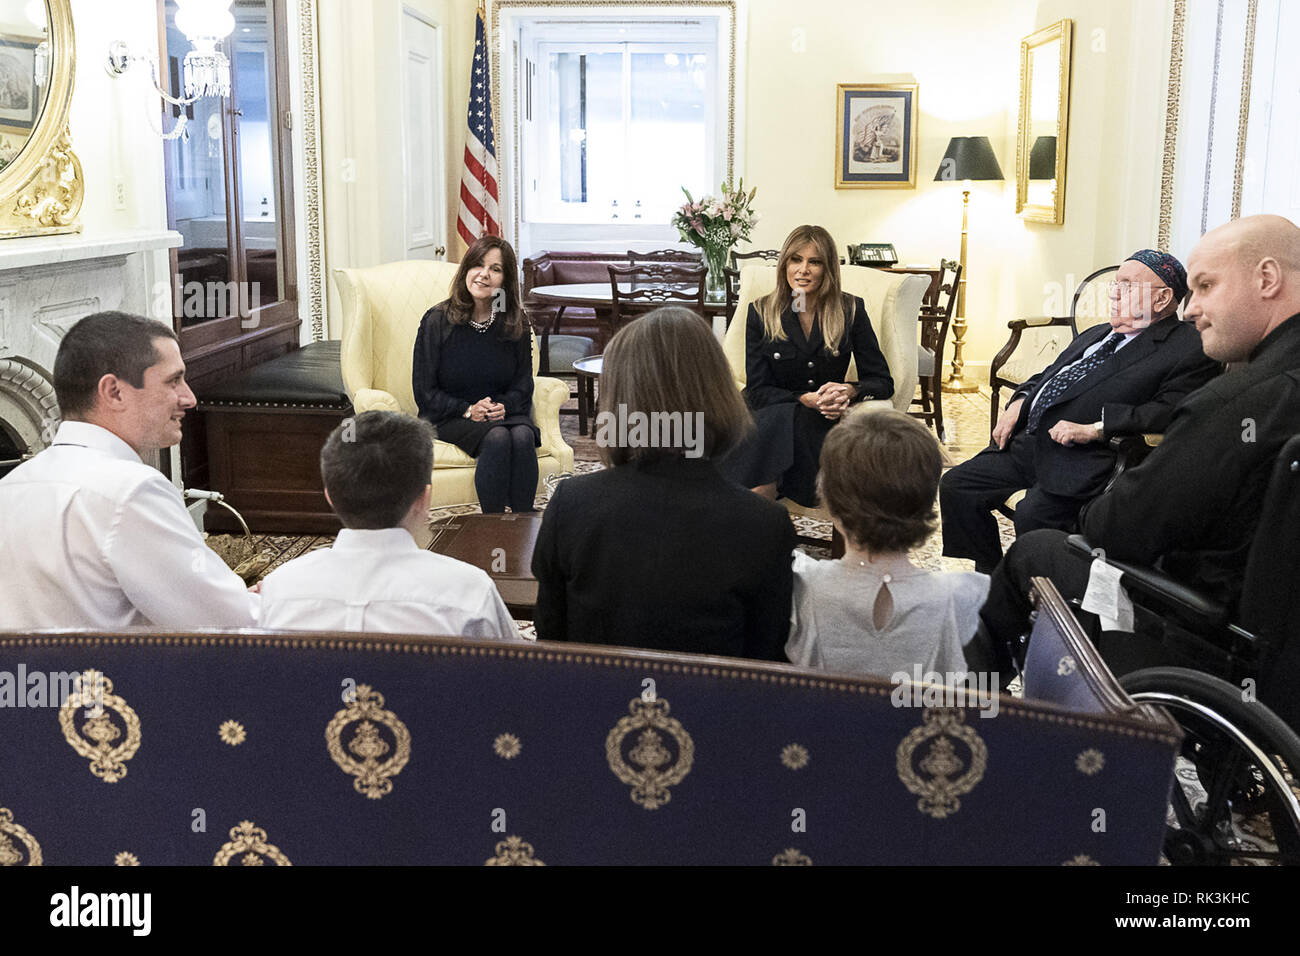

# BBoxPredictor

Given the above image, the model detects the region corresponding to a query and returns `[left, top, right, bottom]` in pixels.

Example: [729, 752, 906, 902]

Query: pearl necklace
[469, 314, 495, 333]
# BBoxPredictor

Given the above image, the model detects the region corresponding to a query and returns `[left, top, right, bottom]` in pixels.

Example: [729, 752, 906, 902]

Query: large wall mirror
[1017, 19, 1072, 225]
[0, 0, 81, 237]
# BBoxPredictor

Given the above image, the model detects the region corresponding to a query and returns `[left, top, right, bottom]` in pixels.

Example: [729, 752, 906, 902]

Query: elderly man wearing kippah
[940, 249, 1221, 574]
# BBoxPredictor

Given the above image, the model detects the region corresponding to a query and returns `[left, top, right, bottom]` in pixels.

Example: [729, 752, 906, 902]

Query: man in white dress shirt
[0, 311, 257, 629]
[258, 410, 518, 638]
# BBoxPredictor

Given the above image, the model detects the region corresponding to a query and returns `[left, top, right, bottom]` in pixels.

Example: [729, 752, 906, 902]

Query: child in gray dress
[785, 409, 989, 676]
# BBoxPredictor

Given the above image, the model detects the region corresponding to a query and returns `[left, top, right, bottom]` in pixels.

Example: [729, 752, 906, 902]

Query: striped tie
[1026, 334, 1123, 433]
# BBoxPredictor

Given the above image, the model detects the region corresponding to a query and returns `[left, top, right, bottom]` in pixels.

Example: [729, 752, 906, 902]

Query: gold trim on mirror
[1016, 19, 1072, 225]
[0, 1, 82, 238]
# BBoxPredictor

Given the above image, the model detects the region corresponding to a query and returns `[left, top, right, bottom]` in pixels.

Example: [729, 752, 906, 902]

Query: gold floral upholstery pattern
[780, 744, 810, 770]
[485, 836, 544, 866]
[213, 821, 292, 866]
[58, 671, 140, 783]
[325, 685, 411, 800]
[0, 808, 41, 866]
[606, 697, 695, 810]
[772, 848, 812, 866]
[896, 708, 988, 819]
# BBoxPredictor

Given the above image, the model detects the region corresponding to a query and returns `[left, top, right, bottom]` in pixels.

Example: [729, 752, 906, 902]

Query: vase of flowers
[672, 179, 759, 303]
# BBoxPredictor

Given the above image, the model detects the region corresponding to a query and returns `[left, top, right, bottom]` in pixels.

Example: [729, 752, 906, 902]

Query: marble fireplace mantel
[0, 230, 181, 272]
[0, 230, 180, 463]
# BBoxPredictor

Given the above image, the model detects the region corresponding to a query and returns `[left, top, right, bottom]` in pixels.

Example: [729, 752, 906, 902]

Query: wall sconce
[106, 0, 235, 138]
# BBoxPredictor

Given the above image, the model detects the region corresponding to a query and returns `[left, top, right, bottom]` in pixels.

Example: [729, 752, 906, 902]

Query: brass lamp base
[941, 375, 981, 394]
[942, 313, 981, 393]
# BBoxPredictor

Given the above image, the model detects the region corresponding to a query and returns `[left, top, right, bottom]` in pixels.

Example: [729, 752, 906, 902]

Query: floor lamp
[933, 136, 1004, 393]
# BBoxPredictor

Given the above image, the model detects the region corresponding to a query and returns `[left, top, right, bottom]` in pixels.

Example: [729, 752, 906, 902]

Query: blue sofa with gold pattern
[0, 581, 1180, 865]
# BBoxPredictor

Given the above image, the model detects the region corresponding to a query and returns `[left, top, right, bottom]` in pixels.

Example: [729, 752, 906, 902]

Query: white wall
[318, 0, 470, 338]
[1004, 0, 1172, 348]
[68, 0, 170, 238]
[742, 0, 1035, 369]
[321, 0, 1183, 372]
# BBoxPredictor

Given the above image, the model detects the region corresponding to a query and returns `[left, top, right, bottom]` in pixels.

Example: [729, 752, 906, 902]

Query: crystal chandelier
[175, 0, 236, 99]
[105, 0, 237, 139]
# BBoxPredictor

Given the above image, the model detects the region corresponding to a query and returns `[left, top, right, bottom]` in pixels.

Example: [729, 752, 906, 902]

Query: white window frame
[494, 3, 744, 256]
[529, 38, 718, 225]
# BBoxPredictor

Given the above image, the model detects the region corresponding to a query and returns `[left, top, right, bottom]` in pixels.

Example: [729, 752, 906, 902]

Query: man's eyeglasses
[1108, 280, 1167, 295]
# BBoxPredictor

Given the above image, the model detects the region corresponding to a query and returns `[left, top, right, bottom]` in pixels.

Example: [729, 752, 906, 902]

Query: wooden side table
[428, 513, 543, 617]
[573, 354, 603, 436]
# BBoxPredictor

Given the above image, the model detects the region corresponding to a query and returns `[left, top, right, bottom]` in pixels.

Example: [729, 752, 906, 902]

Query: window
[517, 17, 726, 234]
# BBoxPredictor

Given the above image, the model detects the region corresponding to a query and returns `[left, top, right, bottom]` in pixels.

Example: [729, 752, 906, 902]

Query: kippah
[1125, 248, 1188, 304]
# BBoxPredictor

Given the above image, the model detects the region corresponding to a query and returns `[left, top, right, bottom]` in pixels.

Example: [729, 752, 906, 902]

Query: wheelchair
[1064, 433, 1300, 865]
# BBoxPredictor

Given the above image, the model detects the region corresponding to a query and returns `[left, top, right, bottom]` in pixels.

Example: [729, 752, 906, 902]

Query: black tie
[1026, 334, 1123, 433]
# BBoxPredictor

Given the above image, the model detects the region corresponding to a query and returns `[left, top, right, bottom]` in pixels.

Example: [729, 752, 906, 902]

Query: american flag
[457, 7, 501, 246]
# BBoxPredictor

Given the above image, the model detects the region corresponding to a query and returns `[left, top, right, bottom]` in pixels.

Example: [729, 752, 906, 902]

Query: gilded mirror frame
[1016, 19, 1072, 225]
[0, 0, 81, 238]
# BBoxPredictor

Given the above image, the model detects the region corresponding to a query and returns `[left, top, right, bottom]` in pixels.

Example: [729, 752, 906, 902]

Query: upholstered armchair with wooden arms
[333, 260, 574, 508]
[722, 264, 928, 551]
[988, 264, 1120, 435]
[987, 264, 1119, 519]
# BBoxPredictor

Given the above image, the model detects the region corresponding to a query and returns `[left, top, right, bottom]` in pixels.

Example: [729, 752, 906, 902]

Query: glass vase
[703, 244, 729, 304]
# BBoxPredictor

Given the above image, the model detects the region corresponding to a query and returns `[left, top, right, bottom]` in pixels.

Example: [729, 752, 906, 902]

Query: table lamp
[933, 136, 1004, 393]
[1029, 136, 1057, 180]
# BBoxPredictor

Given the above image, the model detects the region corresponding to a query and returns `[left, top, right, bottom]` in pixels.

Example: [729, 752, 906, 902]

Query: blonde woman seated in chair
[786, 409, 989, 676]
[720, 224, 893, 505]
[413, 236, 539, 513]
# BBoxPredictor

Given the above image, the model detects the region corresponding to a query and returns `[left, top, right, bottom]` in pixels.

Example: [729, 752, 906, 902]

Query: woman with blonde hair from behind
[785, 408, 989, 676]
[532, 306, 795, 661]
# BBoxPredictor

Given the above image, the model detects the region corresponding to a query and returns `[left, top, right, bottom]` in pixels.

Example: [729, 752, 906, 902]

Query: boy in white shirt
[258, 411, 518, 638]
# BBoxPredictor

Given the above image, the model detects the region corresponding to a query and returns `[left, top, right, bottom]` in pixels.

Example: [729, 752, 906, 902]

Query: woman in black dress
[721, 224, 894, 506]
[531, 307, 795, 661]
[412, 236, 539, 513]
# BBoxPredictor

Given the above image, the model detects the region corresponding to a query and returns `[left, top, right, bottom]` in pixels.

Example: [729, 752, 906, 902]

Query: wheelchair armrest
[1101, 434, 1161, 494]
[1064, 534, 1230, 626]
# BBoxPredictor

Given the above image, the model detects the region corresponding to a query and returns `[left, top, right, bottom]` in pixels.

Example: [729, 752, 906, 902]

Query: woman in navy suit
[721, 224, 894, 505]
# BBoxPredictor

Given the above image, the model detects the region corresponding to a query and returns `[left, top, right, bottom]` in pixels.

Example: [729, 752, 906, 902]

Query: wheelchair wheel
[1119, 667, 1300, 866]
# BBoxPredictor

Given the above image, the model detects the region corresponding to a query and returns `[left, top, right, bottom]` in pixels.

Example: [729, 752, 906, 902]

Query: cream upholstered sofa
[722, 264, 929, 524]
[333, 260, 574, 508]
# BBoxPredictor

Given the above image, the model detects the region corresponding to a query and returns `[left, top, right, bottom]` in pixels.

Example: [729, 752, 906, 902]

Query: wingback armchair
[333, 260, 575, 508]
[722, 264, 928, 547]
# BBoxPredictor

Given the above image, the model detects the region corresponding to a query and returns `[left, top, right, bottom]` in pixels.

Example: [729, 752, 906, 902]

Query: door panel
[402, 8, 446, 259]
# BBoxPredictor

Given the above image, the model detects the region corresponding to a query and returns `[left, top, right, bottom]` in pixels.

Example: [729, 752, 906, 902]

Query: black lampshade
[1029, 136, 1057, 179]
[933, 136, 1004, 182]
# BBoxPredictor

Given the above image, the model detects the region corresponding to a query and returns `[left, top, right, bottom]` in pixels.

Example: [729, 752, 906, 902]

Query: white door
[401, 8, 447, 260]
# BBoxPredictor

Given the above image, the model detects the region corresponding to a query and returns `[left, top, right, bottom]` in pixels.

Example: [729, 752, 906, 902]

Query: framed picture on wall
[835, 83, 918, 189]
[0, 36, 42, 135]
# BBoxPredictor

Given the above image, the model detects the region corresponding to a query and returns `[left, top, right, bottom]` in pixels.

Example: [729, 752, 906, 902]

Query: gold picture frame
[834, 83, 918, 189]
[1016, 19, 1073, 224]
